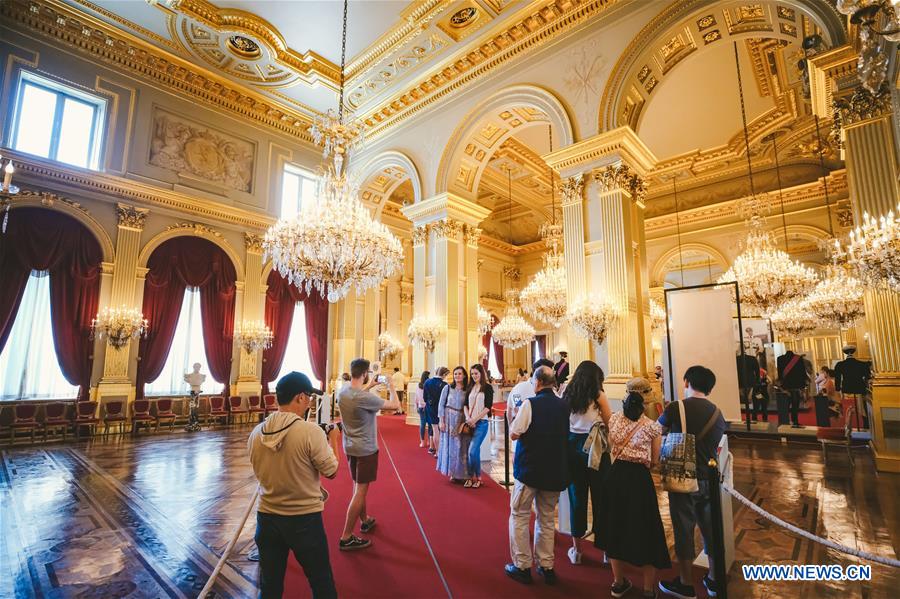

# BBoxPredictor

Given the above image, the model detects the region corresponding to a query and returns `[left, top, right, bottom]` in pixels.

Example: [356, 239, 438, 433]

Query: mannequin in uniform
[776, 350, 809, 427]
[553, 351, 570, 386]
[834, 345, 872, 428]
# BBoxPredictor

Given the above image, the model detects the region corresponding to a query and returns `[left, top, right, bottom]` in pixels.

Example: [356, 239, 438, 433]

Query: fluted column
[234, 234, 265, 396]
[463, 225, 482, 367]
[835, 85, 900, 472]
[560, 175, 590, 366]
[97, 204, 148, 403]
[410, 224, 430, 374]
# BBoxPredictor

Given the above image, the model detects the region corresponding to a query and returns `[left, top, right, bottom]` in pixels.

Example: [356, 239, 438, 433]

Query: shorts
[348, 451, 379, 484]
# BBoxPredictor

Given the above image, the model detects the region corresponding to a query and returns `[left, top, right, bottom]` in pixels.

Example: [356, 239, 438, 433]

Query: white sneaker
[567, 547, 582, 565]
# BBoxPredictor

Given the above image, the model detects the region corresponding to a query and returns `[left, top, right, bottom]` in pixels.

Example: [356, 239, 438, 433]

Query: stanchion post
[501, 413, 513, 487]
[707, 458, 728, 598]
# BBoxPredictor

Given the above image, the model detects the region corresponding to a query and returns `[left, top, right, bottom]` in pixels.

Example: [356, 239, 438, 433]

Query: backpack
[660, 400, 721, 494]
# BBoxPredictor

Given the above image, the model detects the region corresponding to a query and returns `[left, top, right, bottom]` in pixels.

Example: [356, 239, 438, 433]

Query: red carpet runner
[284, 415, 710, 598]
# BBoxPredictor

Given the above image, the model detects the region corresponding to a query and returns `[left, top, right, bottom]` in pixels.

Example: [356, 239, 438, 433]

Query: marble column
[96, 204, 148, 404]
[545, 127, 657, 399]
[233, 234, 265, 397]
[403, 193, 491, 373]
[835, 85, 900, 472]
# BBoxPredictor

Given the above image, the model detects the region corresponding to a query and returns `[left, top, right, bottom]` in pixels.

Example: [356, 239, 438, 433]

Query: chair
[248, 395, 265, 421]
[131, 399, 154, 435]
[228, 395, 248, 425]
[154, 398, 178, 431]
[263, 394, 278, 416]
[10, 404, 43, 444]
[102, 400, 128, 438]
[207, 396, 229, 428]
[43, 402, 71, 441]
[74, 401, 100, 439]
[817, 407, 855, 467]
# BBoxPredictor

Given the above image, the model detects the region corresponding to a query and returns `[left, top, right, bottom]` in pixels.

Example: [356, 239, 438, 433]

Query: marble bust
[184, 363, 206, 393]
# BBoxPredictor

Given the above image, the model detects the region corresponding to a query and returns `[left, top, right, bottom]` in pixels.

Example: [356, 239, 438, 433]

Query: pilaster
[560, 175, 590, 366]
[96, 204, 148, 403]
[234, 233, 265, 396]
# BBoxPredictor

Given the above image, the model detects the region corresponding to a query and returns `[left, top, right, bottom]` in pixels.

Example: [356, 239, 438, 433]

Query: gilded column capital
[411, 224, 429, 246]
[593, 164, 647, 202]
[400, 291, 414, 305]
[464, 224, 481, 248]
[502, 266, 521, 281]
[115, 203, 148, 230]
[834, 85, 893, 126]
[244, 232, 264, 254]
[560, 174, 585, 206]
[431, 218, 463, 240]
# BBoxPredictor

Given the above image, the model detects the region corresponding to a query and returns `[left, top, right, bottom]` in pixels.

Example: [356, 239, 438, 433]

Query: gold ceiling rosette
[262, 0, 402, 303]
[491, 290, 535, 350]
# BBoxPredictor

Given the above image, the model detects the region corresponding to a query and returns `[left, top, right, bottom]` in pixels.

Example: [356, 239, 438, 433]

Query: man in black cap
[248, 372, 339, 599]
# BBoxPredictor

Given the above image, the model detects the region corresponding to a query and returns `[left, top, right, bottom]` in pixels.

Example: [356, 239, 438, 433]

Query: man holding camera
[247, 371, 339, 599]
[337, 358, 401, 551]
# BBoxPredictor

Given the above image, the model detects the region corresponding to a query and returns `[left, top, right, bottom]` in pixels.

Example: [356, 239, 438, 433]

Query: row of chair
[4, 394, 282, 444]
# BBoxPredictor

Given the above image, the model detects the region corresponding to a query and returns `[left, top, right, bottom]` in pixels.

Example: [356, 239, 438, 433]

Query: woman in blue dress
[436, 366, 471, 482]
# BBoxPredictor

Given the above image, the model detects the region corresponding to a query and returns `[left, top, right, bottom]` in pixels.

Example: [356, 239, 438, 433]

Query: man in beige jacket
[248, 371, 339, 599]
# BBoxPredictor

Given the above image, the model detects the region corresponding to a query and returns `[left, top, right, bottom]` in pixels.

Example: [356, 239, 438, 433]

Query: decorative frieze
[836, 204, 854, 229]
[464, 224, 482, 247]
[17, 189, 88, 214]
[502, 266, 521, 280]
[431, 218, 463, 240]
[115, 203, 148, 230]
[411, 224, 429, 246]
[594, 164, 647, 202]
[834, 85, 893, 126]
[560, 174, 585, 206]
[166, 222, 224, 238]
[244, 232, 264, 253]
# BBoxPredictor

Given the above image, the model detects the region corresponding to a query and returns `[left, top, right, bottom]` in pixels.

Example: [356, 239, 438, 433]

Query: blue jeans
[567, 432, 608, 538]
[467, 419, 489, 477]
[417, 407, 433, 440]
[255, 511, 336, 599]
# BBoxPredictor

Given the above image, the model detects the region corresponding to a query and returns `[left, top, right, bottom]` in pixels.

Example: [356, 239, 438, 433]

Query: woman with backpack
[595, 377, 670, 598]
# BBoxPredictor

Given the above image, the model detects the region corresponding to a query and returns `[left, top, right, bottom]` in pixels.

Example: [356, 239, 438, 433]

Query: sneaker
[611, 578, 633, 598]
[360, 518, 376, 533]
[567, 547, 582, 565]
[658, 576, 696, 599]
[338, 535, 372, 551]
[504, 564, 532, 585]
[702, 574, 719, 597]
[537, 566, 557, 585]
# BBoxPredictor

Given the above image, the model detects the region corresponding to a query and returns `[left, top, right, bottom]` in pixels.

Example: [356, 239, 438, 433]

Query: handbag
[660, 400, 721, 494]
[456, 420, 474, 436]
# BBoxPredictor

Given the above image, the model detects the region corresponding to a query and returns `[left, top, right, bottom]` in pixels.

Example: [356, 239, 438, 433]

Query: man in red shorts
[336, 358, 400, 550]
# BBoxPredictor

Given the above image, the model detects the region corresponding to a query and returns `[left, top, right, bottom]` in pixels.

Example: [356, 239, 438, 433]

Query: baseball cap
[275, 372, 322, 402]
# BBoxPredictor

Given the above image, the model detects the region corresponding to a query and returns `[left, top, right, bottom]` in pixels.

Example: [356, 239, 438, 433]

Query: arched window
[0, 272, 80, 399]
[145, 287, 222, 396]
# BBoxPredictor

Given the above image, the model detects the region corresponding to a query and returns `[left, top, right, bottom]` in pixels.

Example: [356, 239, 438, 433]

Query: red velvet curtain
[136, 237, 236, 397]
[0, 208, 102, 399]
[535, 334, 547, 364]
[262, 271, 328, 391]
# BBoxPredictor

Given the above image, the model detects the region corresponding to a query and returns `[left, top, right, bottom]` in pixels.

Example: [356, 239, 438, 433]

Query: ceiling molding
[544, 125, 658, 178]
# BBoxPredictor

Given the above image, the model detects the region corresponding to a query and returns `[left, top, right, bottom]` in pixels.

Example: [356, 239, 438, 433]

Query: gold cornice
[6, 150, 274, 231]
[806, 44, 858, 117]
[543, 126, 658, 178]
[70, 0, 181, 51]
[6, 0, 316, 144]
[645, 169, 848, 235]
[478, 235, 546, 256]
[361, 0, 622, 141]
[401, 192, 492, 226]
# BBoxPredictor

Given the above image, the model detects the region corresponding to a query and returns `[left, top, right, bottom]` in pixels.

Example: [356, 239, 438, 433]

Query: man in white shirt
[391, 368, 407, 415]
[508, 359, 555, 423]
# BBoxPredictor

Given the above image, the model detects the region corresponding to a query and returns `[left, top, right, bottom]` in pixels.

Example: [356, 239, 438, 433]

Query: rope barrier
[721, 483, 900, 568]
[198, 484, 260, 598]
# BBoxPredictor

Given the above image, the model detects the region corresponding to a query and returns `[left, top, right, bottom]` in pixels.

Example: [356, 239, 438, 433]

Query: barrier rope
[198, 484, 260, 598]
[720, 482, 900, 569]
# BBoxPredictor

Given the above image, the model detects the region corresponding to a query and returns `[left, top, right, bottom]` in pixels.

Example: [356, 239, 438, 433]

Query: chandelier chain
[733, 41, 758, 203]
[338, 0, 348, 123]
[548, 124, 555, 226]
[769, 134, 790, 254]
[673, 177, 685, 287]
[813, 114, 835, 239]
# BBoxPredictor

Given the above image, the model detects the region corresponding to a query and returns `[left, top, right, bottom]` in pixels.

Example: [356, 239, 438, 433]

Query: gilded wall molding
[244, 232, 264, 254]
[833, 85, 893, 126]
[166, 222, 224, 239]
[115, 203, 148, 229]
[3, 0, 316, 144]
[502, 266, 521, 280]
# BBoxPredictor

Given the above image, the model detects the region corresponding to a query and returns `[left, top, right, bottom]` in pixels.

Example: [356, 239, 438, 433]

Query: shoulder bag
[660, 401, 721, 494]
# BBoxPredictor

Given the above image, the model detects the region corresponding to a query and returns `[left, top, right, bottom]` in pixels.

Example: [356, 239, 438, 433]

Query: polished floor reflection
[2, 420, 898, 598]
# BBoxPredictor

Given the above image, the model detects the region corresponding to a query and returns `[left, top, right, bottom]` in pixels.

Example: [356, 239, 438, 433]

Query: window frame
[10, 71, 106, 170]
[280, 162, 317, 218]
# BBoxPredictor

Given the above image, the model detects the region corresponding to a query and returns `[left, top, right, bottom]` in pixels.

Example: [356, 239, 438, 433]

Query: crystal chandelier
[837, 0, 900, 93]
[649, 298, 666, 335]
[477, 345, 488, 362]
[491, 290, 535, 350]
[520, 126, 567, 327]
[377, 331, 404, 360]
[716, 49, 818, 318]
[408, 315, 441, 352]
[805, 266, 866, 329]
[568, 295, 619, 344]
[477, 305, 493, 336]
[262, 0, 402, 303]
[235, 320, 274, 353]
[770, 298, 819, 339]
[835, 205, 900, 292]
[90, 306, 148, 349]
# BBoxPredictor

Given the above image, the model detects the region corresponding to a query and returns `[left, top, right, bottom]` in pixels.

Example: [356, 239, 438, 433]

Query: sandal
[360, 517, 377, 533]
[472, 480, 482, 488]
[463, 480, 473, 488]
